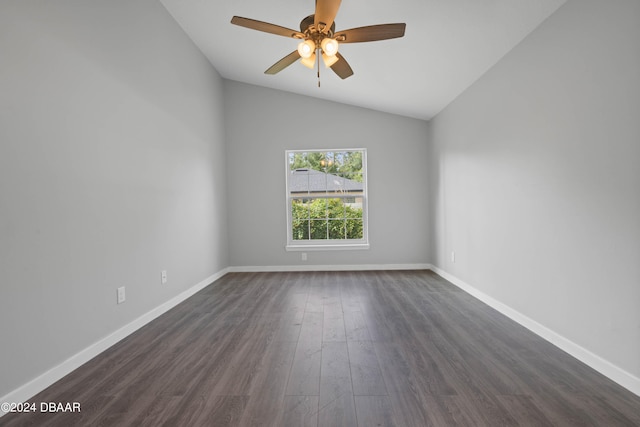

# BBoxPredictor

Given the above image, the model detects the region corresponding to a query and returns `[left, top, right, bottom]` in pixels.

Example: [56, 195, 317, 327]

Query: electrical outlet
[301, 252, 307, 261]
[117, 286, 126, 304]
[451, 251, 456, 263]
[161, 270, 167, 284]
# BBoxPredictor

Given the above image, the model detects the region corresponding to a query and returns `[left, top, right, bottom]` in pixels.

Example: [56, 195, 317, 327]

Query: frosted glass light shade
[321, 38, 339, 56]
[301, 53, 316, 69]
[322, 53, 339, 68]
[297, 40, 316, 59]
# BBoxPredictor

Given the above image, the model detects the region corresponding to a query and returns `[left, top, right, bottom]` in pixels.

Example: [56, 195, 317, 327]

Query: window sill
[286, 243, 370, 252]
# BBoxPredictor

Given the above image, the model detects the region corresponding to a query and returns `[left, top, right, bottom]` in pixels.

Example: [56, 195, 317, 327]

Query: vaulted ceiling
[160, 0, 566, 120]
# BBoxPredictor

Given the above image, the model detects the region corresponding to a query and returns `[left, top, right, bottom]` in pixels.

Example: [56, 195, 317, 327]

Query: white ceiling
[159, 0, 566, 121]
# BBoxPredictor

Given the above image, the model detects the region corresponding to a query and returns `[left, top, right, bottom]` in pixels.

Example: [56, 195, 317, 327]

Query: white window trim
[285, 148, 369, 251]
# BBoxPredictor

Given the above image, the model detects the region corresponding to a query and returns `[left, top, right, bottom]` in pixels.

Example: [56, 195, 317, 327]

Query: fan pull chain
[317, 48, 321, 87]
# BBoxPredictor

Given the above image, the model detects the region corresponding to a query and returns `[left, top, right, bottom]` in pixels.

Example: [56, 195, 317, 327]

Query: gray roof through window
[289, 169, 363, 193]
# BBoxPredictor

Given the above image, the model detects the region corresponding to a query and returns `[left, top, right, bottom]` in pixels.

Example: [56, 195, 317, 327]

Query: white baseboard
[0, 268, 229, 416]
[228, 263, 431, 273]
[429, 265, 640, 397]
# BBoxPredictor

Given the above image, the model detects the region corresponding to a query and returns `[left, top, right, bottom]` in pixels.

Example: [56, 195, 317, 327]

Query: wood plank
[316, 392, 357, 427]
[319, 342, 353, 408]
[283, 396, 318, 427]
[193, 395, 248, 426]
[344, 310, 371, 341]
[385, 390, 435, 427]
[495, 395, 554, 426]
[322, 300, 346, 342]
[348, 340, 387, 396]
[354, 396, 395, 427]
[239, 339, 298, 426]
[286, 311, 323, 396]
[317, 341, 357, 426]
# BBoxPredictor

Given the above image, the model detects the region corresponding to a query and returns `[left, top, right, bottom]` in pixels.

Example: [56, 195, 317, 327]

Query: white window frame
[285, 148, 369, 251]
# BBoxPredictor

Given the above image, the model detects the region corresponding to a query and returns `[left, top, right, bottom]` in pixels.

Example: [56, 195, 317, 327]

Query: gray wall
[0, 0, 228, 397]
[429, 0, 640, 378]
[224, 81, 430, 268]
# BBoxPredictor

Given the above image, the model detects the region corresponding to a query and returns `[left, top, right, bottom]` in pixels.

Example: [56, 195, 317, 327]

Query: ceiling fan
[231, 0, 406, 81]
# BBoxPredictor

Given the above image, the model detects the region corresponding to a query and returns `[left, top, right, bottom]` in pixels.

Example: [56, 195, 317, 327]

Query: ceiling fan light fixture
[322, 53, 339, 68]
[300, 53, 316, 69]
[321, 38, 339, 56]
[297, 39, 316, 59]
[231, 0, 406, 81]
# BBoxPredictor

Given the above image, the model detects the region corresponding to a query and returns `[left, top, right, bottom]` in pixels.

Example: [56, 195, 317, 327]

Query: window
[285, 149, 369, 250]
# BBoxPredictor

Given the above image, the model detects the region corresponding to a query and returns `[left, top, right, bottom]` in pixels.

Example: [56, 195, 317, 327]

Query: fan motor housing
[300, 14, 336, 36]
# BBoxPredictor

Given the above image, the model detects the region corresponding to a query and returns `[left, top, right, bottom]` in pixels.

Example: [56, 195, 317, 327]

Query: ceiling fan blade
[330, 53, 354, 79]
[334, 23, 406, 43]
[265, 51, 301, 75]
[314, 0, 342, 32]
[231, 16, 304, 39]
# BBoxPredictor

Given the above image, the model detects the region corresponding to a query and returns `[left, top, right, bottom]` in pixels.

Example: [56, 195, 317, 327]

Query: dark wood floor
[2, 270, 639, 426]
